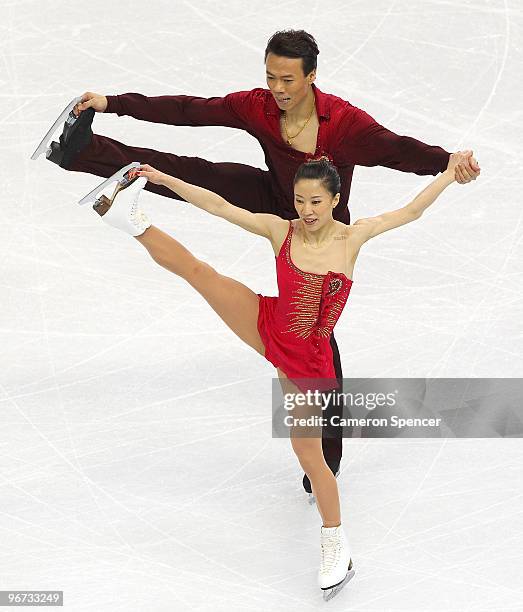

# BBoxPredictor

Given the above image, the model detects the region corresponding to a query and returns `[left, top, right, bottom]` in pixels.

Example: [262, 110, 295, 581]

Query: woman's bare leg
[134, 225, 265, 354]
[132, 227, 341, 525]
[278, 368, 341, 527]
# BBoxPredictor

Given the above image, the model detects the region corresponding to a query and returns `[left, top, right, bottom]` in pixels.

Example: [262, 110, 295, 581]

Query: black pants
[71, 133, 345, 479]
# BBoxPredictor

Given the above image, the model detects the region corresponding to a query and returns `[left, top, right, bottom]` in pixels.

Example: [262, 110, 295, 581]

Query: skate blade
[78, 162, 142, 206]
[30, 96, 84, 160]
[322, 567, 355, 601]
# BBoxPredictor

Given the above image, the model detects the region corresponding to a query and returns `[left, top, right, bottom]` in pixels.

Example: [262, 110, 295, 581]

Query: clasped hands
[448, 150, 481, 183]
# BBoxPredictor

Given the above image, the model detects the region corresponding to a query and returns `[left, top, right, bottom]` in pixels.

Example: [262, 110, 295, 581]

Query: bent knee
[291, 437, 322, 462]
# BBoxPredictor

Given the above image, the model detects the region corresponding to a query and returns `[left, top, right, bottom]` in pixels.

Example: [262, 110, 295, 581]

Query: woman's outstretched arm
[351, 150, 480, 244]
[131, 164, 287, 240]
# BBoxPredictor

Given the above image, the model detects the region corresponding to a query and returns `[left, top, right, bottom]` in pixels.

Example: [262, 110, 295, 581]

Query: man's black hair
[264, 30, 319, 76]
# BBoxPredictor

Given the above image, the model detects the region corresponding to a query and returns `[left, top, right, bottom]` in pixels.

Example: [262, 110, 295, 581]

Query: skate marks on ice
[78, 162, 142, 206]
[30, 96, 83, 160]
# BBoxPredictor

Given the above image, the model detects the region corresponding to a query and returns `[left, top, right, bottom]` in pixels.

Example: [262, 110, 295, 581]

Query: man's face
[265, 52, 315, 112]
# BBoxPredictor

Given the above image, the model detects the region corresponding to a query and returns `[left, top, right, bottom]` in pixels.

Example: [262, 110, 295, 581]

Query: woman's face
[293, 179, 339, 231]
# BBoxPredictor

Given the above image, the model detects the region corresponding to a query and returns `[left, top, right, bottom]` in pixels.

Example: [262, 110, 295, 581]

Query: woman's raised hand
[73, 92, 108, 116]
[129, 164, 169, 186]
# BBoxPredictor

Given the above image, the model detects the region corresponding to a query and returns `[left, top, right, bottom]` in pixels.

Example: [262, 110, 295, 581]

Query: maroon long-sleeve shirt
[105, 83, 450, 217]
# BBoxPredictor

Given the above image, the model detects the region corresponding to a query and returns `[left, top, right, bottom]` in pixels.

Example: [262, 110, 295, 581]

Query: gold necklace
[283, 100, 316, 145]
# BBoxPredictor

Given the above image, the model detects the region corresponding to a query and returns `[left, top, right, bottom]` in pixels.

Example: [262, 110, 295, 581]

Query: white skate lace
[130, 191, 138, 219]
[320, 534, 341, 574]
[129, 191, 148, 229]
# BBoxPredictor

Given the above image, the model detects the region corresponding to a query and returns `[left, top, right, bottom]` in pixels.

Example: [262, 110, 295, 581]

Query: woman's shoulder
[337, 221, 370, 240]
[333, 222, 368, 260]
[269, 218, 292, 256]
[333, 221, 359, 239]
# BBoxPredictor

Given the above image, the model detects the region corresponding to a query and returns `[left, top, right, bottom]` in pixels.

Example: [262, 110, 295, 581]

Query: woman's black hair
[264, 30, 319, 76]
[294, 156, 341, 197]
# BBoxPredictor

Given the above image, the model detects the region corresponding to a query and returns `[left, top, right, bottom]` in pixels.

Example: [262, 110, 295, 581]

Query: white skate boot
[318, 524, 355, 601]
[85, 166, 151, 237]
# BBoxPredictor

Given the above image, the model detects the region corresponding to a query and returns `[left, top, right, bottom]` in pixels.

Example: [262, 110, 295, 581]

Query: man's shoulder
[224, 88, 272, 113]
[227, 87, 271, 101]
[315, 85, 362, 122]
[319, 87, 352, 106]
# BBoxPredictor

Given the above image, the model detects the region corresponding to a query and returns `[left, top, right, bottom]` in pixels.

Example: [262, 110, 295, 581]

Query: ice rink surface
[1, 0, 523, 609]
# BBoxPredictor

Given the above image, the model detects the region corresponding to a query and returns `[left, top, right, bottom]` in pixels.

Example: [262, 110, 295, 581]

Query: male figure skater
[34, 29, 480, 496]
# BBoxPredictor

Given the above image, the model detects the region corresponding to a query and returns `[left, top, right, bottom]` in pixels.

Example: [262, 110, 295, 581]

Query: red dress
[257, 221, 353, 392]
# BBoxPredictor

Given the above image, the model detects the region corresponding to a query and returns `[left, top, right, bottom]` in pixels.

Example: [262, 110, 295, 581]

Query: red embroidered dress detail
[257, 221, 353, 391]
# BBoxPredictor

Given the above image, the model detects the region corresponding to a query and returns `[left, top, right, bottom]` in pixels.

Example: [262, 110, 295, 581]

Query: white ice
[1, 0, 523, 610]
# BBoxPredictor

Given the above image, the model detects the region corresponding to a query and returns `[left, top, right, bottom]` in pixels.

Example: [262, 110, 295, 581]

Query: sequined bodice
[275, 221, 353, 340]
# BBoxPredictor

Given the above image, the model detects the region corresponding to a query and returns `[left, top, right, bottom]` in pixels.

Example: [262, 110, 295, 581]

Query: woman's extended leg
[136, 225, 343, 526]
[277, 368, 341, 528]
[135, 225, 265, 354]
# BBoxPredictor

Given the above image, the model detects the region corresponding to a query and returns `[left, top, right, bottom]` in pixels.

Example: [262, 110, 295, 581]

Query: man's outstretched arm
[342, 106, 480, 182]
[74, 89, 255, 130]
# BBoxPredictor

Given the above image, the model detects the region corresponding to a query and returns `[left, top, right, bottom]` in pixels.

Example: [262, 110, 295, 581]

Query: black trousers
[71, 133, 345, 479]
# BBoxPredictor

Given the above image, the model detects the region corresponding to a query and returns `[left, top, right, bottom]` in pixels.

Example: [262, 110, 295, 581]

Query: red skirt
[256, 295, 339, 393]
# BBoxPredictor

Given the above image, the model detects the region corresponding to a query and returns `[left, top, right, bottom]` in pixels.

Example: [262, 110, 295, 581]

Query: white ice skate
[83, 166, 151, 237]
[78, 162, 142, 206]
[318, 524, 355, 601]
[30, 96, 83, 160]
[308, 468, 340, 505]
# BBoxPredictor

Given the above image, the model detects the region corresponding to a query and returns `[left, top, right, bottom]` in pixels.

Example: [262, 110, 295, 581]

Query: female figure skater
[85, 153, 478, 600]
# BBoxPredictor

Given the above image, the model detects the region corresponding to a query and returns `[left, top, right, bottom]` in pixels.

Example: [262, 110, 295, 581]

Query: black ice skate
[30, 97, 95, 169]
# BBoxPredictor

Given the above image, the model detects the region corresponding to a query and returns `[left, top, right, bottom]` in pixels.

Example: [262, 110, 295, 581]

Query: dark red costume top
[257, 221, 353, 391]
[106, 83, 450, 223]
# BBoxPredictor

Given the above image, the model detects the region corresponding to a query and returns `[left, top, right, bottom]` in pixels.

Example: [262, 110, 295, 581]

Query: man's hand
[73, 92, 108, 117]
[448, 149, 481, 184]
